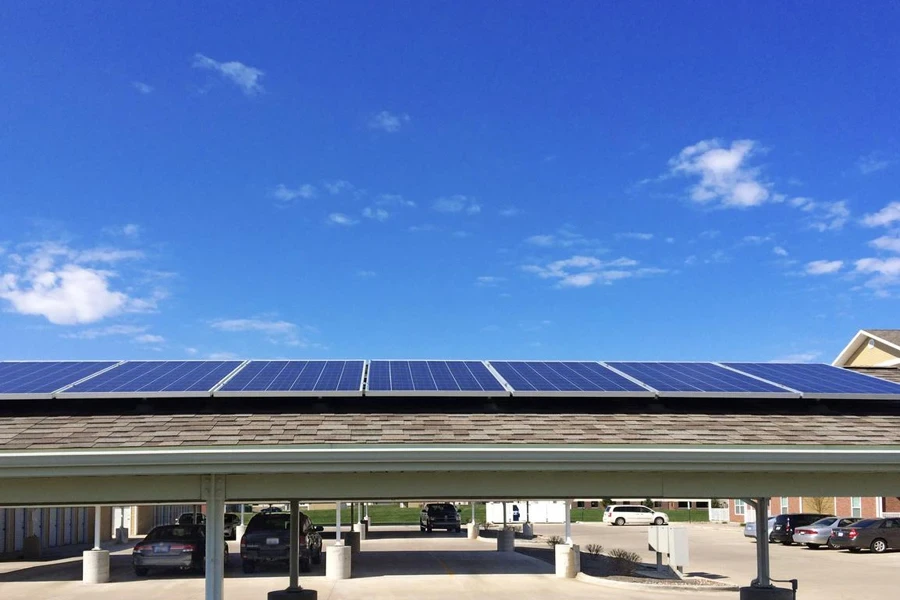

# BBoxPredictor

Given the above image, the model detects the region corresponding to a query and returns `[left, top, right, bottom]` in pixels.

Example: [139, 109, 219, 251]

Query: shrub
[586, 543, 603, 557]
[608, 548, 641, 575]
[546, 535, 565, 547]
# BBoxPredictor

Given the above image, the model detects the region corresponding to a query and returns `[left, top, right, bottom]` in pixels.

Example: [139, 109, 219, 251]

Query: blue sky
[1, 1, 899, 362]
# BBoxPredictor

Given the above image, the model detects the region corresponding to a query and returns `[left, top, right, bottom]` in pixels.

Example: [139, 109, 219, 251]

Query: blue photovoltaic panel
[723, 363, 900, 397]
[218, 360, 364, 393]
[0, 361, 116, 396]
[606, 362, 792, 395]
[61, 361, 241, 395]
[489, 361, 648, 394]
[366, 361, 505, 393]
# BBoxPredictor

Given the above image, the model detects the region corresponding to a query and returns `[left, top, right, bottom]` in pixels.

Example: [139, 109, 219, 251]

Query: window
[851, 497, 862, 518]
[780, 497, 789, 514]
[734, 499, 745, 516]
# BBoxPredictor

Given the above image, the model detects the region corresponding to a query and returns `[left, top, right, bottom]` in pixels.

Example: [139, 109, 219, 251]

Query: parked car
[831, 518, 900, 553]
[240, 511, 323, 573]
[792, 517, 861, 549]
[744, 517, 776, 541]
[132, 524, 227, 576]
[420, 503, 462, 533]
[176, 512, 206, 525]
[602, 504, 669, 526]
[224, 512, 241, 540]
[769, 513, 832, 545]
[260, 506, 284, 514]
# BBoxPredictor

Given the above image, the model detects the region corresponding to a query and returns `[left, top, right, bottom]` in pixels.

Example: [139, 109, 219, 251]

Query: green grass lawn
[569, 507, 709, 523]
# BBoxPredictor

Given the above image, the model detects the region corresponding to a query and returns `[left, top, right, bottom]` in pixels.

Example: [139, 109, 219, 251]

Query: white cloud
[773, 246, 789, 257]
[791, 198, 850, 231]
[185, 347, 199, 356]
[772, 351, 821, 363]
[476, 276, 505, 287]
[523, 255, 663, 288]
[452, 230, 470, 238]
[805, 260, 843, 275]
[499, 207, 520, 217]
[857, 152, 893, 175]
[862, 202, 900, 228]
[525, 228, 599, 249]
[208, 351, 239, 360]
[323, 180, 354, 195]
[854, 257, 900, 288]
[742, 235, 772, 244]
[408, 224, 436, 233]
[526, 234, 556, 247]
[192, 53, 264, 95]
[273, 183, 316, 204]
[0, 242, 154, 325]
[63, 324, 148, 340]
[362, 207, 389, 221]
[356, 270, 376, 278]
[617, 232, 654, 241]
[132, 81, 154, 94]
[210, 317, 309, 346]
[376, 193, 416, 208]
[327, 213, 358, 226]
[369, 110, 410, 133]
[433, 195, 481, 215]
[870, 236, 900, 253]
[122, 224, 140, 237]
[669, 139, 771, 208]
[135, 333, 165, 344]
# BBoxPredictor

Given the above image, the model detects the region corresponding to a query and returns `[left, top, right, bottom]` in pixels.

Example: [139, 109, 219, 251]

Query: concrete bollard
[326, 543, 351, 580]
[23, 535, 41, 560]
[353, 522, 366, 541]
[83, 549, 110, 583]
[467, 522, 479, 540]
[235, 524, 247, 541]
[497, 529, 515, 552]
[345, 531, 361, 554]
[739, 587, 795, 600]
[522, 522, 534, 539]
[555, 543, 580, 578]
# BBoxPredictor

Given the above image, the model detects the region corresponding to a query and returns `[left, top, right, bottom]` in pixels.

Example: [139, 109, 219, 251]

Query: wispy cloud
[861, 202, 900, 228]
[669, 139, 772, 208]
[369, 110, 410, 133]
[272, 183, 316, 205]
[327, 213, 358, 226]
[791, 198, 850, 231]
[408, 224, 436, 233]
[210, 317, 310, 346]
[870, 236, 900, 253]
[523, 255, 665, 288]
[854, 257, 900, 289]
[857, 152, 894, 175]
[63, 324, 148, 340]
[805, 260, 843, 275]
[475, 276, 505, 287]
[433, 195, 481, 215]
[192, 53, 264, 96]
[773, 246, 789, 257]
[772, 351, 821, 362]
[525, 228, 601, 250]
[135, 333, 165, 344]
[356, 270, 376, 278]
[499, 207, 520, 217]
[208, 351, 239, 360]
[617, 232, 654, 241]
[362, 207, 389, 221]
[323, 180, 354, 195]
[132, 81, 154, 94]
[376, 193, 416, 208]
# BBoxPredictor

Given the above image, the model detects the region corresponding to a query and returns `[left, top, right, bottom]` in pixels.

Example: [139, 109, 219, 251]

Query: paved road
[1, 524, 897, 599]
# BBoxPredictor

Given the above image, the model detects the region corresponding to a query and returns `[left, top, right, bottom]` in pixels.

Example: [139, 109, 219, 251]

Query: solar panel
[365, 360, 507, 396]
[59, 361, 243, 397]
[723, 363, 900, 399]
[605, 362, 797, 397]
[214, 360, 364, 396]
[0, 361, 118, 399]
[488, 361, 652, 396]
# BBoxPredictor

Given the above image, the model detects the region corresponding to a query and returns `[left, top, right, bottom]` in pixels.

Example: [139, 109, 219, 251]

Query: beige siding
[846, 340, 900, 367]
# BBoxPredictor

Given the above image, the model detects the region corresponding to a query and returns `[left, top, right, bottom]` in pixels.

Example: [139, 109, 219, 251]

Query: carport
[2, 359, 900, 600]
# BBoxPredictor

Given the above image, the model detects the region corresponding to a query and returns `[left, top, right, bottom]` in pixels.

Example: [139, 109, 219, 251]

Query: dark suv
[770, 513, 831, 545]
[240, 512, 323, 573]
[420, 503, 462, 533]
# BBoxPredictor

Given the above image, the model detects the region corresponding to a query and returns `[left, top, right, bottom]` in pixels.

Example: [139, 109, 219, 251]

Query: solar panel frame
[0, 360, 122, 400]
[603, 361, 801, 399]
[57, 360, 246, 398]
[487, 360, 655, 397]
[364, 360, 510, 396]
[722, 362, 900, 400]
[212, 360, 366, 397]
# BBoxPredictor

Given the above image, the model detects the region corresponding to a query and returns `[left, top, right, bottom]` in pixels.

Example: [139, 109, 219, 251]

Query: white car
[603, 504, 669, 526]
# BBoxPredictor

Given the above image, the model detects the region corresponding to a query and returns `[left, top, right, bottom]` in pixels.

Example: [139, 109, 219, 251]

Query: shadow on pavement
[351, 550, 554, 578]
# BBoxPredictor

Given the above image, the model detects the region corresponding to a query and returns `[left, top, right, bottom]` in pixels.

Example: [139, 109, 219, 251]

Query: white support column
[564, 499, 572, 544]
[335, 501, 342, 543]
[754, 497, 771, 587]
[289, 500, 300, 591]
[203, 475, 225, 600]
[471, 501, 475, 524]
[93, 505, 101, 550]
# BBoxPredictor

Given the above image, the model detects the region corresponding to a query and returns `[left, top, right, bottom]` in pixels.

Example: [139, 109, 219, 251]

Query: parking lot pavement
[532, 522, 900, 600]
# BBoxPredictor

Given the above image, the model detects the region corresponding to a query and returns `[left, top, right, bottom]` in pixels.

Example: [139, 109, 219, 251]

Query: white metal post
[93, 505, 101, 550]
[564, 500, 572, 544]
[289, 499, 300, 590]
[335, 501, 342, 544]
[525, 501, 529, 523]
[471, 501, 475, 524]
[754, 497, 771, 587]
[203, 476, 225, 600]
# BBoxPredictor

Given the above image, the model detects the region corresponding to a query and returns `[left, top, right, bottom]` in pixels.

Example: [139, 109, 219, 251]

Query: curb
[575, 572, 740, 593]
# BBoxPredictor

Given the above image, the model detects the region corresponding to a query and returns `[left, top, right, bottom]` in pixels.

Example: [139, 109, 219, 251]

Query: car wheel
[300, 558, 311, 573]
[826, 538, 836, 549]
[870, 538, 888, 553]
[848, 547, 861, 553]
[654, 517, 665, 526]
[242, 560, 257, 573]
[806, 543, 821, 549]
[614, 517, 625, 526]
[426, 526, 432, 532]
[420, 525, 426, 532]
[781, 540, 792, 546]
[134, 566, 149, 577]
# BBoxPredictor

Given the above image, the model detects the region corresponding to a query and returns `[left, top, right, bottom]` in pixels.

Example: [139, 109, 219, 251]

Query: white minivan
[602, 504, 669, 526]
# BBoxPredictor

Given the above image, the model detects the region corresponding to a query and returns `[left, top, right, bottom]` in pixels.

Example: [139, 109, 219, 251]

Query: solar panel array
[488, 361, 651, 396]
[216, 360, 364, 396]
[366, 360, 506, 395]
[0, 359, 898, 400]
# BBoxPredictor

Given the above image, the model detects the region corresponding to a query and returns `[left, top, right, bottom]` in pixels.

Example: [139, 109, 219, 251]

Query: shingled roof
[866, 329, 900, 348]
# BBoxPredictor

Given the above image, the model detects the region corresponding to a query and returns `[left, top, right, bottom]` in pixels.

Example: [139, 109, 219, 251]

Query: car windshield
[810, 517, 838, 526]
[248, 514, 291, 531]
[851, 519, 879, 528]
[429, 504, 457, 515]
[146, 526, 201, 541]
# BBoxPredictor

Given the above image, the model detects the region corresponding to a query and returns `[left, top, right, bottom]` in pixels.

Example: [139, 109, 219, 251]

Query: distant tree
[807, 497, 831, 513]
[643, 497, 654, 508]
[711, 498, 726, 509]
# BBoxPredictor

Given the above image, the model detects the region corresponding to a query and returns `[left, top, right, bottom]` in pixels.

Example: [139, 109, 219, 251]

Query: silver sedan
[792, 516, 860, 549]
[744, 516, 776, 540]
